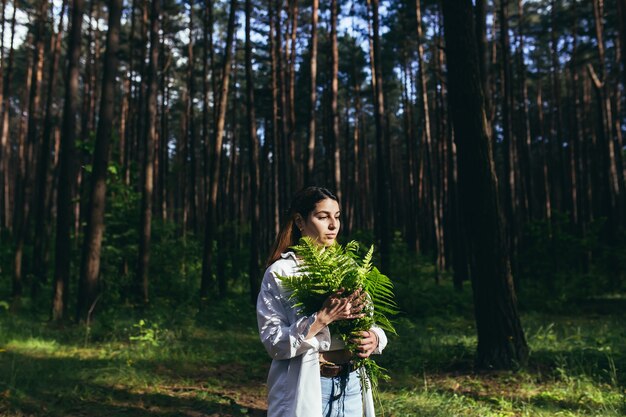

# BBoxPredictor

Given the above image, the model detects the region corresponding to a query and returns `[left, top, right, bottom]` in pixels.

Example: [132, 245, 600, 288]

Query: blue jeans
[320, 370, 363, 417]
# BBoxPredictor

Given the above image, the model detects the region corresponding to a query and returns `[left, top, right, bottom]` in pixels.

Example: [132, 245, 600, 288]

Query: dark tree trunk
[77, 0, 122, 322]
[330, 0, 341, 202]
[369, 0, 391, 273]
[245, 0, 261, 303]
[442, 0, 529, 369]
[305, 0, 318, 185]
[136, 0, 161, 305]
[52, 0, 85, 321]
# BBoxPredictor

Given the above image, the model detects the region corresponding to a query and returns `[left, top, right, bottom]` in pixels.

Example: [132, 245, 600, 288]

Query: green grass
[1, 293, 625, 417]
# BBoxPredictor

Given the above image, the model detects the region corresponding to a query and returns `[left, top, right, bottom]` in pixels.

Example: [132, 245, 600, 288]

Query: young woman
[256, 186, 388, 417]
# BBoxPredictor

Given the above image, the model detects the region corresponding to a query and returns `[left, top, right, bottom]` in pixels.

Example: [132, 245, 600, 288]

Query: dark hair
[266, 186, 338, 266]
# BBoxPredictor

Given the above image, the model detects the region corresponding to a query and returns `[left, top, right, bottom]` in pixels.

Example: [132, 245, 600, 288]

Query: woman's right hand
[316, 288, 365, 327]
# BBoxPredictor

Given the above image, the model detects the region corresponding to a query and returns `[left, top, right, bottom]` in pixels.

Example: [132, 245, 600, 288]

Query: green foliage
[1, 294, 625, 417]
[518, 212, 626, 309]
[128, 319, 161, 347]
[278, 237, 398, 390]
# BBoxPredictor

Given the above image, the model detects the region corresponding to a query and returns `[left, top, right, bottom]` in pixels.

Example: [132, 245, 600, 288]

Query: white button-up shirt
[257, 251, 388, 417]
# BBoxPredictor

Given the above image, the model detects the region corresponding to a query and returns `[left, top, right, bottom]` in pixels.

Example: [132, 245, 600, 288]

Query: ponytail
[265, 186, 337, 266]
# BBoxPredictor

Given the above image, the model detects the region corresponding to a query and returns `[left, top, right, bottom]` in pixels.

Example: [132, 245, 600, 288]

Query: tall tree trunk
[12, 35, 33, 307]
[618, 0, 626, 100]
[77, 0, 122, 321]
[305, 0, 318, 185]
[201, 0, 237, 298]
[52, 0, 85, 321]
[136, 0, 161, 305]
[201, 0, 213, 226]
[416, 0, 443, 278]
[269, 0, 280, 239]
[475, 0, 490, 115]
[515, 0, 534, 221]
[330, 0, 341, 202]
[0, 0, 5, 231]
[369, 0, 391, 273]
[286, 0, 298, 188]
[499, 0, 519, 277]
[549, 0, 563, 214]
[186, 0, 198, 233]
[32, 0, 68, 296]
[245, 0, 260, 303]
[0, 0, 16, 231]
[590, 0, 623, 229]
[442, 0, 529, 369]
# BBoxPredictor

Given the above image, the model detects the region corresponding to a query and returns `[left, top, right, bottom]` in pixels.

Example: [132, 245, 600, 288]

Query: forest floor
[1, 293, 625, 417]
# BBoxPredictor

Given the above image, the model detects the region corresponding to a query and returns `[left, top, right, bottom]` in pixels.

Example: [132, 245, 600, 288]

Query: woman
[256, 186, 388, 417]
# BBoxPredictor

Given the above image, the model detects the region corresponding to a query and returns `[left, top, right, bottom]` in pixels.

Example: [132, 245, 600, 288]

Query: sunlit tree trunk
[201, 0, 237, 298]
[77, 0, 122, 321]
[32, 0, 68, 296]
[590, 0, 623, 228]
[442, 0, 529, 369]
[52, 0, 85, 320]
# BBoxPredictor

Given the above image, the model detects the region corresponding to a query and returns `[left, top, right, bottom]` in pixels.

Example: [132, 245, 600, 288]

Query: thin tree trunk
[269, 0, 280, 239]
[52, 0, 85, 321]
[515, 0, 534, 222]
[590, 0, 623, 228]
[77, 0, 122, 322]
[618, 0, 626, 102]
[245, 0, 260, 303]
[32, 0, 68, 295]
[305, 0, 318, 185]
[1, 0, 16, 231]
[416, 0, 443, 277]
[136, 0, 161, 305]
[330, 0, 341, 202]
[201, 0, 237, 297]
[369, 0, 391, 273]
[475, 0, 490, 115]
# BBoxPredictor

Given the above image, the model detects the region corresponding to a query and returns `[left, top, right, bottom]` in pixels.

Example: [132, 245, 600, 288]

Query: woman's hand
[305, 289, 365, 340]
[351, 330, 379, 358]
[316, 288, 365, 326]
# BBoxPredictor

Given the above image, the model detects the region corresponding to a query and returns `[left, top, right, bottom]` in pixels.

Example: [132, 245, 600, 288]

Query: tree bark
[245, 0, 260, 303]
[305, 0, 318, 185]
[77, 0, 122, 322]
[201, 0, 237, 297]
[136, 0, 161, 305]
[32, 0, 68, 297]
[330, 0, 341, 203]
[442, 0, 529, 369]
[369, 0, 391, 273]
[0, 0, 16, 231]
[52, 0, 85, 321]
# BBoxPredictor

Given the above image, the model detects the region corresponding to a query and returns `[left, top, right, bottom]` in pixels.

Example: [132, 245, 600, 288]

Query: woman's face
[299, 198, 341, 246]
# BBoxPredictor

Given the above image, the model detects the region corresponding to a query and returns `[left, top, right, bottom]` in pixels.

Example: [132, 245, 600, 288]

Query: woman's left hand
[351, 330, 379, 358]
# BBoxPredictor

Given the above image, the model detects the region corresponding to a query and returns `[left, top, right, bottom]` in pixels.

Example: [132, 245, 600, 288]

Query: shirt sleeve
[257, 266, 331, 360]
[370, 326, 388, 355]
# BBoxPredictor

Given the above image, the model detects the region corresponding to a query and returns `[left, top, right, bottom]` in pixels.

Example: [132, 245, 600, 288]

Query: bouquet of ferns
[278, 236, 398, 390]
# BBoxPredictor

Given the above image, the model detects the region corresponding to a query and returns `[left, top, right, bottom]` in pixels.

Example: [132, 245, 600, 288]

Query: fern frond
[276, 237, 398, 391]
